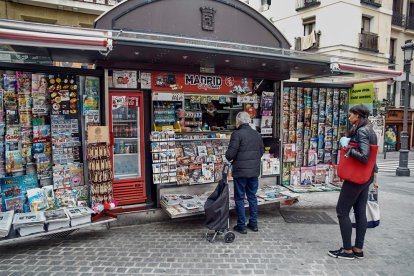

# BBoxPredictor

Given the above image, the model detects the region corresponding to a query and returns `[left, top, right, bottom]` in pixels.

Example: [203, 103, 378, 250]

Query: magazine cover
[54, 188, 76, 208]
[33, 125, 51, 143]
[283, 144, 296, 162]
[300, 166, 316, 186]
[197, 145, 207, 157]
[42, 185, 55, 209]
[189, 165, 202, 185]
[261, 91, 274, 116]
[16, 72, 31, 94]
[27, 188, 49, 211]
[308, 149, 318, 166]
[18, 95, 32, 112]
[85, 76, 100, 96]
[261, 116, 273, 134]
[1, 175, 38, 212]
[32, 74, 49, 114]
[176, 166, 190, 184]
[315, 164, 330, 185]
[290, 167, 301, 186]
[282, 162, 294, 186]
[5, 150, 23, 173]
[69, 163, 84, 187]
[201, 163, 214, 183]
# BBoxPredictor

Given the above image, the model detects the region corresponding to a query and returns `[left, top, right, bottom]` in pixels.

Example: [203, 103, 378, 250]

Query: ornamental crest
[200, 6, 216, 31]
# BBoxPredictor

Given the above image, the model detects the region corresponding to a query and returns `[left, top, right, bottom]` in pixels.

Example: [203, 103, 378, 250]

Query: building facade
[0, 0, 119, 27]
[249, 0, 413, 150]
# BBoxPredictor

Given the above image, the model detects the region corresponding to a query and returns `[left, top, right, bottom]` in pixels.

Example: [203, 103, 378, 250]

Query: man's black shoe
[233, 225, 247, 234]
[246, 223, 258, 232]
[328, 248, 355, 260]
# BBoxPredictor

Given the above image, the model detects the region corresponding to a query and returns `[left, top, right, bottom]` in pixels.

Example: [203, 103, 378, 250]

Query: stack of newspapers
[0, 211, 15, 238]
[13, 212, 46, 237]
[45, 209, 70, 231]
[65, 207, 94, 227]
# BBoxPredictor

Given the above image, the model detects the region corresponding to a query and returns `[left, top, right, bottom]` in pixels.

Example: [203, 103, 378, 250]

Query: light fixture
[261, 62, 267, 67]
[134, 51, 140, 55]
[402, 39, 414, 62]
[225, 59, 230, 63]
[396, 39, 413, 176]
[182, 55, 188, 60]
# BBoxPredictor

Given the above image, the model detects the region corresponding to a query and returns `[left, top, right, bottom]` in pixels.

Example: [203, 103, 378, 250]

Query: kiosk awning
[0, 19, 111, 63]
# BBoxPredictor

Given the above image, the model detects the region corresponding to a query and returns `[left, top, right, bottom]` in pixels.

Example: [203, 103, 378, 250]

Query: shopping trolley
[204, 164, 235, 243]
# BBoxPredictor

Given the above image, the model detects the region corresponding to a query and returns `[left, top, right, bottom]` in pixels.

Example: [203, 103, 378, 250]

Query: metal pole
[396, 61, 411, 176]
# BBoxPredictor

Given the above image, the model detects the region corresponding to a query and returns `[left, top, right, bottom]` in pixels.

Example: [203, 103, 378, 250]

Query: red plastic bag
[337, 142, 378, 184]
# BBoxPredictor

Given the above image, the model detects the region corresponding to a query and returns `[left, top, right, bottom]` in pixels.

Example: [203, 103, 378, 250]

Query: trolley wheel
[224, 231, 235, 243]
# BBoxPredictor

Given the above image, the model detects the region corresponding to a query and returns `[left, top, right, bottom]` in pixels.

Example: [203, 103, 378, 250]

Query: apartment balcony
[406, 15, 414, 31]
[360, 0, 382, 8]
[294, 31, 321, 51]
[295, 0, 321, 12]
[359, 32, 379, 52]
[392, 13, 405, 27]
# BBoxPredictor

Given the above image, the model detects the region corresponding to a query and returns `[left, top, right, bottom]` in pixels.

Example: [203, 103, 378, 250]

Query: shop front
[384, 108, 414, 151]
[93, 0, 336, 216]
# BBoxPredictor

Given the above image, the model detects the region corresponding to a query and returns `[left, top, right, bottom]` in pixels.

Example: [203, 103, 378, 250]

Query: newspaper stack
[65, 207, 94, 227]
[0, 210, 15, 238]
[12, 211, 46, 237]
[44, 209, 70, 231]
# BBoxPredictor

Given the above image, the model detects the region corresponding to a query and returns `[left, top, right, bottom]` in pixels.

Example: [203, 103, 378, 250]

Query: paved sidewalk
[0, 173, 412, 276]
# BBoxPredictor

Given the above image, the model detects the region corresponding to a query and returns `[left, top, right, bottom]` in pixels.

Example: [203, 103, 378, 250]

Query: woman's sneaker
[328, 248, 355, 260]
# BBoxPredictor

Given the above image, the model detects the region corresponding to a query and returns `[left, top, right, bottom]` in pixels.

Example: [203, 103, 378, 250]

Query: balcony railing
[359, 32, 379, 52]
[360, 0, 382, 8]
[296, 0, 321, 11]
[294, 31, 321, 51]
[406, 15, 414, 30]
[392, 13, 405, 27]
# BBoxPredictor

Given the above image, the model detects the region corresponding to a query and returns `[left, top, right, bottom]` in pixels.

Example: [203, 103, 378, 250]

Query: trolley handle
[222, 164, 230, 181]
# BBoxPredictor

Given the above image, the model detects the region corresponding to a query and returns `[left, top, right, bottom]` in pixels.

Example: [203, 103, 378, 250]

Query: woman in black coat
[328, 104, 378, 260]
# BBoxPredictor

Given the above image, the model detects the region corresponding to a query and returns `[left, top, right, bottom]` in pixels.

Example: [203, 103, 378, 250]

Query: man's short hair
[236, 112, 251, 125]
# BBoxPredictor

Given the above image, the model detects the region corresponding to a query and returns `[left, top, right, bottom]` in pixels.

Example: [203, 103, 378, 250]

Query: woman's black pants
[336, 180, 371, 250]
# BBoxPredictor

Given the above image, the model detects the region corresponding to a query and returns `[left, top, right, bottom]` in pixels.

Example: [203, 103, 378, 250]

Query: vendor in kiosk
[203, 102, 221, 130]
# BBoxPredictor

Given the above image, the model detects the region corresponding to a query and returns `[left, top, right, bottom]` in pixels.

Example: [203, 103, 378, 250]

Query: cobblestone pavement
[0, 174, 413, 276]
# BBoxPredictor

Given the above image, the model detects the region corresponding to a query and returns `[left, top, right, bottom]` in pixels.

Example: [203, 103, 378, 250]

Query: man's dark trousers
[234, 177, 259, 227]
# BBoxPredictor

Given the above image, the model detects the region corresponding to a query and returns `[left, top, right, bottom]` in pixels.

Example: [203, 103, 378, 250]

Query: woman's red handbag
[337, 142, 378, 184]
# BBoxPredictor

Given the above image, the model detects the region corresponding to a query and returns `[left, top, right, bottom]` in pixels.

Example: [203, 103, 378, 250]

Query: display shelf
[114, 173, 138, 178]
[114, 153, 138, 156]
[114, 137, 137, 140]
[113, 120, 137, 123]
[160, 195, 299, 219]
[0, 217, 117, 245]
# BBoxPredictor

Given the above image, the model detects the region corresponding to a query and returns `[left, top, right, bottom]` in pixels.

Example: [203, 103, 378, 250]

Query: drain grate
[280, 210, 337, 224]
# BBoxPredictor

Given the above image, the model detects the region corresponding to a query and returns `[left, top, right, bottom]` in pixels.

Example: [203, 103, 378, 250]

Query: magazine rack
[0, 216, 116, 246]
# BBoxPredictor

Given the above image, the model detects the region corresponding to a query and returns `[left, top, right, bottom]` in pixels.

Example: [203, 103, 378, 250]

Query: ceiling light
[182, 55, 188, 59]
[134, 51, 140, 55]
[225, 59, 230, 63]
[262, 63, 267, 67]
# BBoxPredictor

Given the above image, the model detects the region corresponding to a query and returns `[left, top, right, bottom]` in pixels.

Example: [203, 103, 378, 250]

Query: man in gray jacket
[225, 112, 265, 234]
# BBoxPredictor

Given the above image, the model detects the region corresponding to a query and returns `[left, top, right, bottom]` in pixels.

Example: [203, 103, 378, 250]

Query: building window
[361, 16, 371, 33]
[303, 16, 315, 35]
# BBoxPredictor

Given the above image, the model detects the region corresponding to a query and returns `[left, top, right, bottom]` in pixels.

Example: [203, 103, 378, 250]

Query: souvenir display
[87, 143, 113, 204]
[1, 70, 87, 213]
[281, 85, 349, 189]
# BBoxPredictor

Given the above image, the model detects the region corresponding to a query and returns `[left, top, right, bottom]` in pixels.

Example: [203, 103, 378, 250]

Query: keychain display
[87, 143, 113, 205]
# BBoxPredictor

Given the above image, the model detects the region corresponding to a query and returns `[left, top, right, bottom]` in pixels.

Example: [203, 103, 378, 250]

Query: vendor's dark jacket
[348, 121, 378, 174]
[225, 123, 265, 178]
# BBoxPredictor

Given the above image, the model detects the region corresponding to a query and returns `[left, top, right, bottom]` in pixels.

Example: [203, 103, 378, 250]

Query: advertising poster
[349, 82, 374, 114]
